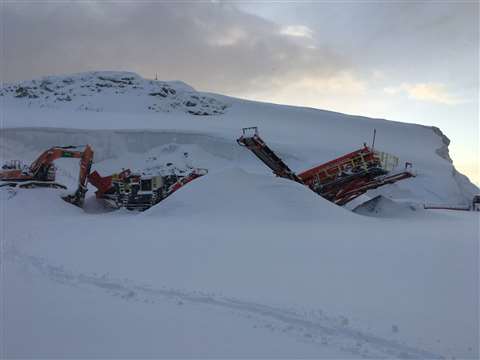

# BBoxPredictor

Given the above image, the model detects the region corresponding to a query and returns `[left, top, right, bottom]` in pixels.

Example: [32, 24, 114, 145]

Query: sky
[1, 1, 478, 185]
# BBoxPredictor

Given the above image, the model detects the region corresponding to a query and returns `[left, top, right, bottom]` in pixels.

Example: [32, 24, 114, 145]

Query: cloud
[0, 2, 348, 95]
[293, 72, 367, 95]
[239, 2, 478, 92]
[207, 27, 248, 47]
[1, 1, 475, 115]
[280, 25, 313, 38]
[242, 71, 373, 115]
[384, 83, 464, 105]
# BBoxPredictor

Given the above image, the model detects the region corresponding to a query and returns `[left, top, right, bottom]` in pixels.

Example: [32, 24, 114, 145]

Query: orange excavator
[0, 145, 94, 207]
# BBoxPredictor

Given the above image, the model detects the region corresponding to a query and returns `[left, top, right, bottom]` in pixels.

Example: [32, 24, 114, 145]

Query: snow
[352, 195, 426, 218]
[6, 256, 346, 359]
[0, 71, 227, 116]
[145, 168, 350, 221]
[1, 71, 479, 358]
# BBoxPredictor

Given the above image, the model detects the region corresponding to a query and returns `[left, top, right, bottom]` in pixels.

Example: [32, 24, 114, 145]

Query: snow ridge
[0, 71, 229, 116]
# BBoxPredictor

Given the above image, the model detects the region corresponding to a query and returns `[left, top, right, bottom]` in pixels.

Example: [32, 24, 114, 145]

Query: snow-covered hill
[1, 71, 478, 359]
[0, 71, 228, 115]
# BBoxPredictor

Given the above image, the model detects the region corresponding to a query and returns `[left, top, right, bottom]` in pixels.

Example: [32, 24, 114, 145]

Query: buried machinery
[237, 127, 414, 205]
[88, 167, 207, 211]
[0, 145, 207, 211]
[1, 129, 413, 210]
[0, 145, 94, 207]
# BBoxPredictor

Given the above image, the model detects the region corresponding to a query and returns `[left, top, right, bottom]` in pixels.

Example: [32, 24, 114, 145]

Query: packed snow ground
[1, 72, 479, 358]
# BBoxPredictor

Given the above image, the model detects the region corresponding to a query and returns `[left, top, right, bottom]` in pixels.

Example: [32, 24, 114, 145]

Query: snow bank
[352, 195, 425, 218]
[3, 178, 478, 358]
[145, 167, 351, 222]
[0, 187, 83, 218]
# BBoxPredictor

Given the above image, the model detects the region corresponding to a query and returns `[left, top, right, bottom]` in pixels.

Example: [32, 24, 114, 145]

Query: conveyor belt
[237, 127, 415, 206]
[237, 127, 303, 184]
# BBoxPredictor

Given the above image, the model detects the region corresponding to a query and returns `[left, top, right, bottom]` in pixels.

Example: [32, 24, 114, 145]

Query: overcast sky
[1, 1, 478, 184]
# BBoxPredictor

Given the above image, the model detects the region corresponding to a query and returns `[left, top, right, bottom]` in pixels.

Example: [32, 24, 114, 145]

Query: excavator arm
[62, 145, 94, 207]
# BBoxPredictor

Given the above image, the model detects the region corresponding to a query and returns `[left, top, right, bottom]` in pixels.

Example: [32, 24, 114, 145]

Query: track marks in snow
[8, 250, 443, 359]
[0, 187, 17, 200]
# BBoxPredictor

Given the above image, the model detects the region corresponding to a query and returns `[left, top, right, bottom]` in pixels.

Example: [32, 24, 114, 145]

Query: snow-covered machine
[0, 145, 94, 207]
[88, 167, 207, 211]
[237, 127, 414, 205]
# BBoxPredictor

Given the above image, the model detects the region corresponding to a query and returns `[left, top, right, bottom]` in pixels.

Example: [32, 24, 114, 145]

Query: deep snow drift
[1, 71, 478, 359]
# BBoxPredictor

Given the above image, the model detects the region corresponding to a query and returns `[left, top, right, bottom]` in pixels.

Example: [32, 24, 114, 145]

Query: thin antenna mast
[372, 128, 377, 150]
